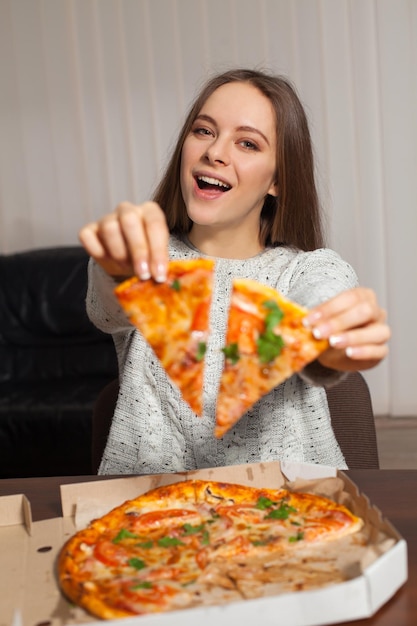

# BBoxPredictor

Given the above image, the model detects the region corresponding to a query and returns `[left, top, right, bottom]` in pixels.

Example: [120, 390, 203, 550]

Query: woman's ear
[267, 181, 278, 197]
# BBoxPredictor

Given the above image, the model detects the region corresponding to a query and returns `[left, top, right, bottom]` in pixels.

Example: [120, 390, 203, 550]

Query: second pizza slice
[215, 279, 329, 437]
[114, 258, 214, 416]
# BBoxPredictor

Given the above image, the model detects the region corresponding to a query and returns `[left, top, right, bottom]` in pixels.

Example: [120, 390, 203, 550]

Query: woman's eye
[240, 140, 259, 151]
[193, 127, 212, 137]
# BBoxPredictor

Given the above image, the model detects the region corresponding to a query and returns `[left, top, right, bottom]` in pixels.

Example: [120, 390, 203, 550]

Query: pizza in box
[58, 478, 365, 619]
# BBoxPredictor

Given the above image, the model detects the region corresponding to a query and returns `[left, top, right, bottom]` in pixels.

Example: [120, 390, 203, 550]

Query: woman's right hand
[79, 201, 170, 282]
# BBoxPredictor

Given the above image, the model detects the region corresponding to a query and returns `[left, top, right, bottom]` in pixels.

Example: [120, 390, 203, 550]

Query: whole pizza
[58, 479, 363, 619]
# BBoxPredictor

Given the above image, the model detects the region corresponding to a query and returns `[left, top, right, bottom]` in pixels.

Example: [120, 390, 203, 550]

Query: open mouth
[196, 175, 231, 192]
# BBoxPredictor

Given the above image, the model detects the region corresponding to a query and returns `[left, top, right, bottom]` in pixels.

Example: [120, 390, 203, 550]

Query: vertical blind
[0, 0, 416, 417]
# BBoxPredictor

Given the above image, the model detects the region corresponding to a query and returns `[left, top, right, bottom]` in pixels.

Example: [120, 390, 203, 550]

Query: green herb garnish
[255, 496, 277, 510]
[222, 342, 240, 364]
[201, 529, 210, 545]
[182, 523, 205, 535]
[263, 300, 284, 331]
[112, 528, 139, 543]
[128, 558, 146, 570]
[157, 536, 185, 548]
[171, 279, 181, 291]
[131, 581, 153, 589]
[196, 342, 207, 361]
[257, 301, 285, 363]
[289, 531, 304, 543]
[264, 502, 297, 520]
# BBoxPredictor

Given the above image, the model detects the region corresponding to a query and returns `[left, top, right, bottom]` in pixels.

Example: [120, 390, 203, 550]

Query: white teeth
[198, 175, 230, 189]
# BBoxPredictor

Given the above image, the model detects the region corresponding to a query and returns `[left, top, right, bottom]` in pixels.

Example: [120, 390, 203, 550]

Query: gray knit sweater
[87, 236, 358, 474]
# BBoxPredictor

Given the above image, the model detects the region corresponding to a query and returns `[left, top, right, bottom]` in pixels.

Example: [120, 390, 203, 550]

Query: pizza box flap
[0, 461, 408, 626]
[0, 493, 32, 533]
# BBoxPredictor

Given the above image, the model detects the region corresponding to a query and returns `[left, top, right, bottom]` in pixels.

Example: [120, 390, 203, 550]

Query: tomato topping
[115, 581, 179, 609]
[191, 300, 209, 332]
[227, 308, 263, 353]
[215, 504, 264, 524]
[94, 540, 129, 566]
[133, 509, 200, 530]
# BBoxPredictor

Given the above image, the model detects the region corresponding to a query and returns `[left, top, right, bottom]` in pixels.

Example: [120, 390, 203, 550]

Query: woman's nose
[204, 138, 230, 165]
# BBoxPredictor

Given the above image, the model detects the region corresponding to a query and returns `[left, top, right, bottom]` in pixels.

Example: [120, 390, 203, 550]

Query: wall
[1, 0, 416, 417]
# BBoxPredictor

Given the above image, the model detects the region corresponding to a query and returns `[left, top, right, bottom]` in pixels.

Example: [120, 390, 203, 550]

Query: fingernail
[303, 311, 322, 328]
[312, 327, 323, 340]
[329, 335, 345, 348]
[138, 261, 151, 280]
[346, 347, 355, 358]
[154, 263, 167, 283]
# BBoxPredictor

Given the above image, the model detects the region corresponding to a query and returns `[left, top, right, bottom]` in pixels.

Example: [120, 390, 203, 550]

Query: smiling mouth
[196, 175, 231, 192]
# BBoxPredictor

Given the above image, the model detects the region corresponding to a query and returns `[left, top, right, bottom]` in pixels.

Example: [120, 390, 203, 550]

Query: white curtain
[1, 0, 416, 417]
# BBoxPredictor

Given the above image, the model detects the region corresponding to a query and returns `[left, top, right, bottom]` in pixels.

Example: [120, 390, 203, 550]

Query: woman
[80, 69, 389, 474]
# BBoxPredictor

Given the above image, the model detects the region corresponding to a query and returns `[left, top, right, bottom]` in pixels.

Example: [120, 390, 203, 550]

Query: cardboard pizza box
[0, 461, 408, 626]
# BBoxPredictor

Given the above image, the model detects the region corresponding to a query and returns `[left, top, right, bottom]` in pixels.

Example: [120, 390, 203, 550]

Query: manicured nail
[346, 346, 355, 358]
[329, 335, 345, 348]
[303, 311, 322, 328]
[138, 261, 151, 280]
[154, 263, 167, 283]
[312, 323, 332, 340]
[312, 327, 323, 340]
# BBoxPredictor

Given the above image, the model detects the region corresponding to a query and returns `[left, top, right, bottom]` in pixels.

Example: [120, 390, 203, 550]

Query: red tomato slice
[227, 308, 263, 353]
[133, 509, 200, 530]
[94, 540, 129, 566]
[191, 300, 209, 332]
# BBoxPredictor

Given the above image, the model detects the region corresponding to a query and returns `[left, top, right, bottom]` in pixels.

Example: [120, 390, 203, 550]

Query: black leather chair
[0, 246, 118, 478]
[91, 372, 379, 473]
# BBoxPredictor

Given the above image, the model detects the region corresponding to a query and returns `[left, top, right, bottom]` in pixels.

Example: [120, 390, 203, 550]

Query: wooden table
[1, 470, 416, 625]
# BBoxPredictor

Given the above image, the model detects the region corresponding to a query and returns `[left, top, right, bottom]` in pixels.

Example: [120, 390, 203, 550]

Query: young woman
[80, 69, 389, 474]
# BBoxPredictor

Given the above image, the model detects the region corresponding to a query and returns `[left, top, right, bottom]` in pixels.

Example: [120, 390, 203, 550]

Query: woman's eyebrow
[237, 125, 270, 146]
[194, 114, 270, 145]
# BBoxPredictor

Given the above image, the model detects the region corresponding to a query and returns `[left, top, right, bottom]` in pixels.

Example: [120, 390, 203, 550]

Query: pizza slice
[114, 258, 214, 415]
[215, 279, 329, 437]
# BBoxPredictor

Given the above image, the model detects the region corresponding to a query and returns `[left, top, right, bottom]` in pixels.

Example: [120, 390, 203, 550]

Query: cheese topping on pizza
[58, 480, 364, 620]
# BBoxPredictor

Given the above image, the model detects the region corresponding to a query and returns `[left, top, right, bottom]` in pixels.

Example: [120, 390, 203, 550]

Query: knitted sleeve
[86, 259, 133, 334]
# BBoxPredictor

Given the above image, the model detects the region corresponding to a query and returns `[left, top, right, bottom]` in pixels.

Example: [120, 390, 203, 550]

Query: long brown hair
[153, 69, 324, 251]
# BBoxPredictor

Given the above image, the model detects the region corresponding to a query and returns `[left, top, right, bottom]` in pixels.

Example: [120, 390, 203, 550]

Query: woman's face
[180, 82, 278, 239]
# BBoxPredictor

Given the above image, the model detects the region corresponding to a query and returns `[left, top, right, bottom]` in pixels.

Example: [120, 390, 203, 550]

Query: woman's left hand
[303, 287, 390, 371]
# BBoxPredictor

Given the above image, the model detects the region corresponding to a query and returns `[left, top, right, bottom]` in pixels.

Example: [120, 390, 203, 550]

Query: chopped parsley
[264, 502, 297, 520]
[196, 342, 207, 361]
[257, 300, 285, 364]
[171, 279, 181, 291]
[182, 523, 205, 535]
[289, 530, 304, 543]
[222, 342, 240, 364]
[131, 581, 153, 590]
[157, 536, 185, 548]
[263, 300, 284, 331]
[112, 528, 139, 543]
[201, 529, 210, 545]
[181, 522, 210, 545]
[128, 557, 146, 570]
[256, 496, 278, 510]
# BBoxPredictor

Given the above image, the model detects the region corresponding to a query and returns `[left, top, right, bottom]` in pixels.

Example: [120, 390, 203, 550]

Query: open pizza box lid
[0, 461, 408, 626]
